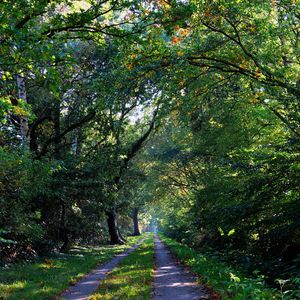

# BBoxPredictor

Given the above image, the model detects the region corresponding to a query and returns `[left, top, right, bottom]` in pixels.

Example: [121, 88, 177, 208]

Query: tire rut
[59, 238, 145, 300]
[152, 235, 209, 300]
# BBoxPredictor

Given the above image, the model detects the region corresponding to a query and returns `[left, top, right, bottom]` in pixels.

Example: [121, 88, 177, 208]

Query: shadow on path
[153, 235, 209, 300]
[60, 238, 145, 300]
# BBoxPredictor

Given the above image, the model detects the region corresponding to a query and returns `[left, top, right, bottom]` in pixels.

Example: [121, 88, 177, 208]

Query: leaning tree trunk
[132, 207, 141, 236]
[106, 210, 125, 245]
[16, 74, 28, 145]
[117, 225, 127, 243]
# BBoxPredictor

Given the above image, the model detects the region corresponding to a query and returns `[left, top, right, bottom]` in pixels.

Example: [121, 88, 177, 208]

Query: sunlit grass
[90, 235, 154, 300]
[160, 235, 280, 300]
[0, 236, 142, 300]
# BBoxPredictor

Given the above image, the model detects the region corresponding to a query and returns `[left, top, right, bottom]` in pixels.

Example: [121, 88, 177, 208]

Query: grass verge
[160, 234, 281, 300]
[0, 236, 142, 300]
[90, 234, 154, 300]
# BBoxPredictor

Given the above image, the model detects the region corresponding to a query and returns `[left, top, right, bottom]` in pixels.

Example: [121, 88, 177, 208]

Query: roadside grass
[0, 236, 142, 300]
[90, 234, 154, 300]
[160, 235, 281, 300]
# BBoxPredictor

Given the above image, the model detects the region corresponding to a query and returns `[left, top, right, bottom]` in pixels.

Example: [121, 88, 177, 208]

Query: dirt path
[153, 235, 209, 300]
[60, 238, 145, 300]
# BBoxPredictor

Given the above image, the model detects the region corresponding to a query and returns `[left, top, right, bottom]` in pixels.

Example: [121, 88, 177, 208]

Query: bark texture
[133, 207, 141, 236]
[106, 210, 125, 245]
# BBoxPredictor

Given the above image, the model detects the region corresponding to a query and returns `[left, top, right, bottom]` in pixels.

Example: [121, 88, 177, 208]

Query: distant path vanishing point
[153, 235, 209, 300]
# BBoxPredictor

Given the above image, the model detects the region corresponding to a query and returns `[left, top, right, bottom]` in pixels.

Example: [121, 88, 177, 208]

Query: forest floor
[0, 234, 212, 300]
[60, 237, 146, 300]
[0, 236, 142, 300]
[0, 234, 282, 299]
[61, 234, 209, 300]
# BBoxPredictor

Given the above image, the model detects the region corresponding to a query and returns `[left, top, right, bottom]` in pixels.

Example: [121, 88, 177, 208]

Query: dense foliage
[0, 0, 299, 296]
[133, 0, 300, 293]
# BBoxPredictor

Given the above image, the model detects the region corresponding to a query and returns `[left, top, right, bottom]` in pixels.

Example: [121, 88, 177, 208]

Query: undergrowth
[159, 235, 300, 300]
[0, 236, 142, 300]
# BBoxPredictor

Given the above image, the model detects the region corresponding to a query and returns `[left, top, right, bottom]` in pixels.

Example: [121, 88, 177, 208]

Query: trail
[153, 235, 209, 300]
[60, 238, 145, 300]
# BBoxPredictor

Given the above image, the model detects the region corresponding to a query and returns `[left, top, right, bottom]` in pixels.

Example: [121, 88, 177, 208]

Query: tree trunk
[132, 207, 141, 236]
[16, 74, 28, 145]
[117, 226, 127, 243]
[60, 231, 70, 253]
[106, 210, 125, 245]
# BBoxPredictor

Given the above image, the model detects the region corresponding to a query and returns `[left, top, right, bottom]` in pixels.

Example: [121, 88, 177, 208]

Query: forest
[0, 0, 299, 299]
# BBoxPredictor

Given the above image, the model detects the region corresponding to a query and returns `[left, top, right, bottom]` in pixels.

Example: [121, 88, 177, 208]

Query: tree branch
[115, 105, 160, 185]
[36, 111, 96, 159]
